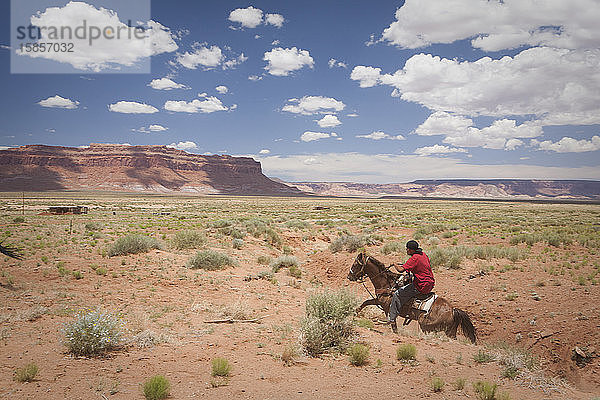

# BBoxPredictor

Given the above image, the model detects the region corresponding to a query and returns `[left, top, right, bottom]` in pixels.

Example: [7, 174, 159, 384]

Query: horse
[347, 252, 476, 343]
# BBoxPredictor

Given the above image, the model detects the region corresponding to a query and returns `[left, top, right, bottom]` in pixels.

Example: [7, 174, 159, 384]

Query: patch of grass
[211, 357, 231, 377]
[382, 241, 403, 255]
[270, 255, 299, 272]
[473, 349, 495, 364]
[14, 363, 38, 383]
[473, 380, 497, 400]
[396, 343, 417, 361]
[108, 234, 161, 257]
[502, 366, 519, 380]
[72, 270, 83, 280]
[84, 222, 102, 231]
[281, 346, 297, 366]
[431, 377, 445, 392]
[186, 250, 236, 270]
[288, 264, 302, 278]
[257, 255, 272, 265]
[171, 230, 206, 250]
[142, 375, 170, 400]
[347, 343, 369, 366]
[354, 318, 374, 329]
[62, 309, 124, 356]
[96, 267, 108, 276]
[299, 289, 358, 356]
[232, 238, 244, 249]
[453, 377, 466, 390]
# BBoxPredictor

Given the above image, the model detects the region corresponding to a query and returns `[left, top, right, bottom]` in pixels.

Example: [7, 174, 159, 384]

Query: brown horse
[347, 252, 476, 343]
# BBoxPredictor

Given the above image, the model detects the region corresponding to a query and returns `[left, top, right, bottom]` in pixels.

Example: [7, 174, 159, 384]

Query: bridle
[349, 253, 369, 282]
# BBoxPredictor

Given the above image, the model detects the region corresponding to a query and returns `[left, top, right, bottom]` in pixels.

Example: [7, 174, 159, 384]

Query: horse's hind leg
[355, 298, 380, 314]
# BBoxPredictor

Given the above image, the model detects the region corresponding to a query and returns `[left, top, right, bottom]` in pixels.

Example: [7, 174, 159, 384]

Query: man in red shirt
[388, 240, 435, 324]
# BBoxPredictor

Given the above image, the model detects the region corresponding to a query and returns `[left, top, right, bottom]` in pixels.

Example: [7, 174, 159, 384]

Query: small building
[48, 206, 89, 215]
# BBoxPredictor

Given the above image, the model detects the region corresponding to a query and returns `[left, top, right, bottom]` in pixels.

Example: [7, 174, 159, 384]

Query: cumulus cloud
[108, 101, 158, 114]
[300, 131, 336, 142]
[263, 47, 314, 76]
[176, 44, 223, 69]
[248, 75, 263, 81]
[328, 58, 347, 69]
[259, 149, 271, 155]
[380, 0, 600, 51]
[17, 2, 178, 72]
[222, 53, 248, 69]
[134, 124, 168, 133]
[415, 112, 542, 150]
[149, 77, 187, 90]
[229, 6, 263, 28]
[164, 96, 228, 113]
[260, 152, 600, 183]
[351, 48, 600, 125]
[38, 95, 79, 109]
[282, 96, 345, 115]
[215, 85, 228, 94]
[167, 141, 198, 151]
[414, 145, 468, 156]
[265, 13, 284, 28]
[356, 131, 405, 140]
[316, 115, 341, 128]
[535, 136, 600, 153]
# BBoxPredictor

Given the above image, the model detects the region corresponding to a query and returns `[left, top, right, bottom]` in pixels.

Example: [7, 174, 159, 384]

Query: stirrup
[402, 317, 412, 326]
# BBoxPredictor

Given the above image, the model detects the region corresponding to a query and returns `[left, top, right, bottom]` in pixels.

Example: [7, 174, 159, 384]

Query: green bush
[232, 238, 244, 249]
[143, 375, 170, 400]
[186, 250, 236, 270]
[473, 349, 495, 363]
[300, 289, 358, 356]
[288, 264, 302, 278]
[172, 230, 206, 250]
[347, 343, 369, 366]
[330, 235, 368, 253]
[431, 377, 445, 392]
[62, 310, 124, 356]
[14, 363, 38, 382]
[257, 255, 272, 265]
[13, 216, 25, 224]
[285, 219, 311, 230]
[382, 241, 403, 255]
[396, 343, 417, 361]
[270, 255, 299, 272]
[211, 357, 231, 377]
[108, 234, 161, 257]
[473, 380, 497, 400]
[84, 222, 102, 231]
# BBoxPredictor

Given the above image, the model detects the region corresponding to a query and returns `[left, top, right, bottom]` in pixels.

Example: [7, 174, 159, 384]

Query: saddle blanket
[411, 293, 437, 315]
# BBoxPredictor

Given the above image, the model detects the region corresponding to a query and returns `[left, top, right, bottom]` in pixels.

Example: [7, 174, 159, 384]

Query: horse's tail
[0, 243, 23, 260]
[452, 308, 476, 344]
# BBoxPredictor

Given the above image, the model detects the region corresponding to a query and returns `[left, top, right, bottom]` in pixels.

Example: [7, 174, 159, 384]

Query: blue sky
[1, 0, 599, 183]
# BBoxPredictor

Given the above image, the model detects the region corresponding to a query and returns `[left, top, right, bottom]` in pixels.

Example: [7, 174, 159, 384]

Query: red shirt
[402, 252, 434, 294]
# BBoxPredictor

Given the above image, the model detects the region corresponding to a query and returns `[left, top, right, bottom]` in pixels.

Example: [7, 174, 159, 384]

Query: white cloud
[108, 101, 158, 114]
[215, 85, 228, 94]
[164, 96, 228, 113]
[347, 113, 359, 117]
[0, 45, 11, 50]
[167, 141, 198, 151]
[263, 47, 314, 76]
[414, 145, 468, 156]
[222, 53, 248, 69]
[260, 152, 600, 183]
[265, 13, 284, 28]
[535, 136, 600, 153]
[316, 115, 341, 128]
[17, 2, 177, 72]
[248, 75, 263, 81]
[328, 58, 347, 69]
[351, 48, 600, 125]
[176, 44, 223, 69]
[415, 112, 542, 150]
[229, 6, 263, 28]
[283, 96, 345, 115]
[356, 131, 405, 140]
[300, 131, 335, 142]
[381, 0, 600, 51]
[38, 95, 79, 109]
[259, 149, 271, 155]
[149, 77, 187, 90]
[134, 124, 168, 133]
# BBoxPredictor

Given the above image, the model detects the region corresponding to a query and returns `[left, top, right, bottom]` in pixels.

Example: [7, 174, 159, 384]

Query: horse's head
[348, 252, 369, 281]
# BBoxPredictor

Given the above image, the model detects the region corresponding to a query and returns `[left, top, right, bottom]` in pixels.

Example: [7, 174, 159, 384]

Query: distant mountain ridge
[285, 180, 600, 200]
[0, 144, 301, 195]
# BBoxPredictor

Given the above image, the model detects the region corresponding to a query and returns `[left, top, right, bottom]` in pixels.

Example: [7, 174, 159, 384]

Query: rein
[354, 255, 395, 310]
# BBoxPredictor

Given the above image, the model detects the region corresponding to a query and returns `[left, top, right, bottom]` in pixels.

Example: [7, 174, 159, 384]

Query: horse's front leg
[355, 298, 380, 314]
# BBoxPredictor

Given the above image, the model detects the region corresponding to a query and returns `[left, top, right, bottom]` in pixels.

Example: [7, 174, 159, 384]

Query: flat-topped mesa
[0, 144, 300, 195]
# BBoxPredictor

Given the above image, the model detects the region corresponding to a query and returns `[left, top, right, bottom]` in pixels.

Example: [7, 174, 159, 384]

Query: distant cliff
[287, 180, 600, 200]
[0, 144, 302, 195]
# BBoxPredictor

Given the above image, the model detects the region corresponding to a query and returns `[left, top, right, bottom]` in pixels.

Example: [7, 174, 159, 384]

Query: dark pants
[389, 283, 421, 322]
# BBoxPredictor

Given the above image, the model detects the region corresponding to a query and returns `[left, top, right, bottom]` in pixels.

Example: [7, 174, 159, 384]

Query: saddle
[401, 292, 437, 326]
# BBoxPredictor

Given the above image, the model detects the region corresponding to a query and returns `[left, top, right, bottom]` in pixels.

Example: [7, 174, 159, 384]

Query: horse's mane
[367, 254, 401, 281]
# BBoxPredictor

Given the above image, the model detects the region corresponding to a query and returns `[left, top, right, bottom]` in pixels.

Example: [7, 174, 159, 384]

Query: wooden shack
[48, 206, 89, 215]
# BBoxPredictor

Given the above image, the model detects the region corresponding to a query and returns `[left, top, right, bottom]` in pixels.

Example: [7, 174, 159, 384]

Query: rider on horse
[388, 240, 435, 324]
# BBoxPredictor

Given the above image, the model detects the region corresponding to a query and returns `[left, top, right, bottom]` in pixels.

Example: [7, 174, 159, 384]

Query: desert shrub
[288, 264, 302, 278]
[396, 343, 417, 361]
[244, 218, 270, 237]
[300, 289, 358, 356]
[427, 236, 441, 246]
[62, 309, 124, 356]
[281, 346, 297, 366]
[382, 241, 403, 255]
[13, 216, 25, 224]
[108, 234, 161, 257]
[186, 250, 235, 270]
[14, 363, 38, 382]
[347, 343, 369, 366]
[232, 238, 244, 249]
[96, 267, 108, 276]
[473, 349, 495, 363]
[413, 224, 447, 240]
[431, 377, 445, 392]
[257, 255, 272, 265]
[84, 222, 102, 231]
[172, 230, 206, 250]
[142, 375, 170, 400]
[330, 234, 370, 253]
[270, 255, 299, 272]
[285, 219, 311, 230]
[453, 377, 466, 390]
[210, 219, 234, 228]
[473, 380, 497, 400]
[211, 357, 231, 377]
[264, 228, 282, 247]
